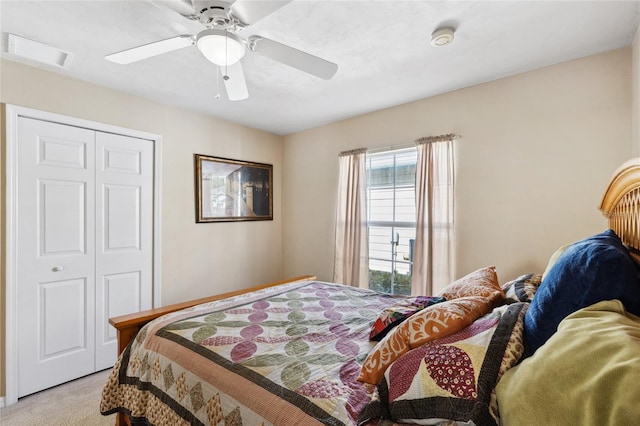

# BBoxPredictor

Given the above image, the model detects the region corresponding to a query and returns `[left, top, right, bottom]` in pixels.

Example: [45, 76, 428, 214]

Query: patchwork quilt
[100, 281, 406, 426]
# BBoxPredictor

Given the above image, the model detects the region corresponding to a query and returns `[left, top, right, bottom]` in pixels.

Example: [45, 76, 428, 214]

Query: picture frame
[194, 154, 273, 223]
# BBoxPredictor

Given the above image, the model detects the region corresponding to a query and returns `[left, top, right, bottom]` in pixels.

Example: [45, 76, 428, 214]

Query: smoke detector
[431, 27, 455, 47]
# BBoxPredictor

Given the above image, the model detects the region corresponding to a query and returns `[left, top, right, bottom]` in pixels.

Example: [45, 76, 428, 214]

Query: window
[366, 148, 417, 295]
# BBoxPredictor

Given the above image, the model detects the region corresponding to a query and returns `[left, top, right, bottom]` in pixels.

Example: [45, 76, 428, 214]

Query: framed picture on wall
[194, 154, 273, 223]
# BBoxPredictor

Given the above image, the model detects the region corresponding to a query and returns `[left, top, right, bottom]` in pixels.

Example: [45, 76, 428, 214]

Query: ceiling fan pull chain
[215, 66, 221, 100]
[224, 29, 229, 77]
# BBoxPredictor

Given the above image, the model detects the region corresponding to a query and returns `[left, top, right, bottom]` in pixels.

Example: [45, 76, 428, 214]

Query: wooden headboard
[599, 158, 640, 263]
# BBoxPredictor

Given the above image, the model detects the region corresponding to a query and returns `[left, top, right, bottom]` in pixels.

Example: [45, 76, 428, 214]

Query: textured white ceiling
[1, 0, 639, 135]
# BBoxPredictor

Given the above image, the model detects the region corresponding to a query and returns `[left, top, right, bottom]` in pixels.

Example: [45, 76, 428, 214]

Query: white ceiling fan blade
[231, 0, 292, 25]
[106, 35, 194, 64]
[249, 36, 337, 80]
[151, 0, 198, 20]
[221, 61, 249, 101]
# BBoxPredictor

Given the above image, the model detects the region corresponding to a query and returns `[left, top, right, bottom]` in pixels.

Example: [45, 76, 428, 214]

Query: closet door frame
[4, 104, 163, 406]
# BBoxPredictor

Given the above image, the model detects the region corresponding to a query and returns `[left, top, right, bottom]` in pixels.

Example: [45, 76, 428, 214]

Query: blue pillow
[524, 230, 640, 355]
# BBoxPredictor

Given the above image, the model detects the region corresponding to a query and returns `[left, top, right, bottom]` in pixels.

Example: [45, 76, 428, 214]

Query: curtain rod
[415, 133, 461, 144]
[367, 134, 462, 154]
[338, 147, 367, 157]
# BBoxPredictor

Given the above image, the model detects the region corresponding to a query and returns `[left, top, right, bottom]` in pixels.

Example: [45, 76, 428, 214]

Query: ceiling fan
[105, 0, 338, 101]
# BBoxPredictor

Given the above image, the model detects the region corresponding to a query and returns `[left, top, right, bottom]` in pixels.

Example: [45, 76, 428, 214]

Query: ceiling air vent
[7, 33, 74, 68]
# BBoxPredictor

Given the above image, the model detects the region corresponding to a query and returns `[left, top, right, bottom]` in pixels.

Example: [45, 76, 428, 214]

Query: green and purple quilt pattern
[106, 280, 406, 425]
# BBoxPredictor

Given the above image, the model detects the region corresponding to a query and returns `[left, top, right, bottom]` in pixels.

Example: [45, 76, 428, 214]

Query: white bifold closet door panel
[17, 118, 97, 397]
[16, 117, 153, 397]
[95, 132, 153, 370]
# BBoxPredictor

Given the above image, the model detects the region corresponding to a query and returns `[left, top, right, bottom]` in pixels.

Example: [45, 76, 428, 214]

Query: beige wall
[633, 25, 640, 156]
[282, 48, 633, 290]
[0, 59, 284, 397]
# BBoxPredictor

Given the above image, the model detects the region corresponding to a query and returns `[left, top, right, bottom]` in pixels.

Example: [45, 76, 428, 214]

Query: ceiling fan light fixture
[197, 29, 245, 66]
[430, 27, 455, 47]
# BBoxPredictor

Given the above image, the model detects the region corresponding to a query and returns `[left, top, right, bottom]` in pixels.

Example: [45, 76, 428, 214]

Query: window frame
[365, 147, 418, 295]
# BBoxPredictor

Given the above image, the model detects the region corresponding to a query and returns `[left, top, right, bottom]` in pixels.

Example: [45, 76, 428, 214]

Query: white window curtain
[333, 148, 369, 288]
[411, 135, 456, 295]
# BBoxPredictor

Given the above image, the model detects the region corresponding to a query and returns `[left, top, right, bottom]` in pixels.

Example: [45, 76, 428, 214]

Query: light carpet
[0, 369, 115, 425]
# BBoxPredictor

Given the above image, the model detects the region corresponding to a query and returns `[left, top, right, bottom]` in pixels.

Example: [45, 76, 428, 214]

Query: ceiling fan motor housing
[192, 0, 233, 26]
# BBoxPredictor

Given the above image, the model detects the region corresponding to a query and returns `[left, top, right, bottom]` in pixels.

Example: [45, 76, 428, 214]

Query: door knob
[52, 266, 64, 272]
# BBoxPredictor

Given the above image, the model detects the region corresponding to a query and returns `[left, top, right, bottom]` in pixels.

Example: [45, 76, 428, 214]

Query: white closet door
[17, 118, 96, 397]
[95, 132, 154, 370]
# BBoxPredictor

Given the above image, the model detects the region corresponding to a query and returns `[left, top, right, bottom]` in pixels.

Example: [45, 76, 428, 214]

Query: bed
[101, 158, 640, 426]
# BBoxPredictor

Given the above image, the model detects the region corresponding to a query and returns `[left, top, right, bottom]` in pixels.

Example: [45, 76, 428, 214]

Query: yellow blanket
[495, 299, 640, 426]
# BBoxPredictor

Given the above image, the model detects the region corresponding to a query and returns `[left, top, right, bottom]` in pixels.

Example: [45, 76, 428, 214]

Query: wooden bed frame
[107, 158, 640, 426]
[599, 157, 640, 263]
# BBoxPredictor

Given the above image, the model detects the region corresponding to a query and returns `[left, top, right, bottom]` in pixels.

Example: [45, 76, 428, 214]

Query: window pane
[369, 263, 412, 295]
[394, 186, 415, 222]
[396, 227, 416, 272]
[369, 189, 394, 222]
[368, 226, 393, 262]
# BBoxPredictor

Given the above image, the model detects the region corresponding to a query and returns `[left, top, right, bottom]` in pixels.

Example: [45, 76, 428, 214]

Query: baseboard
[0, 396, 5, 408]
